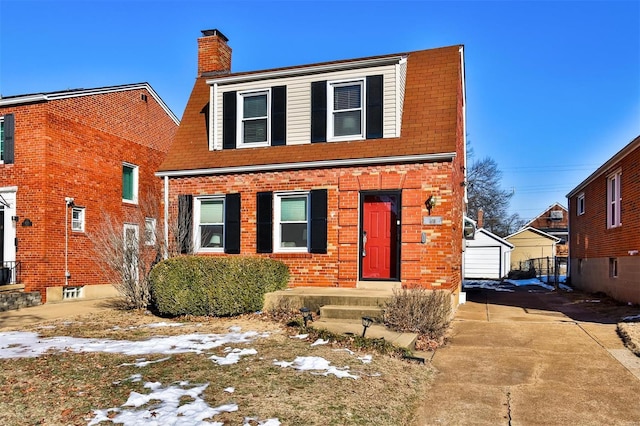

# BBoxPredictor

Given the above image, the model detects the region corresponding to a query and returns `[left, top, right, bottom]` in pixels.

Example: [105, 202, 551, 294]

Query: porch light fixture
[300, 307, 313, 328]
[361, 316, 374, 338]
[11, 215, 19, 223]
[425, 195, 436, 215]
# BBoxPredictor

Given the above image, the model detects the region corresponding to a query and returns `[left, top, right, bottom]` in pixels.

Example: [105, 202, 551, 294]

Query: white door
[465, 246, 501, 279]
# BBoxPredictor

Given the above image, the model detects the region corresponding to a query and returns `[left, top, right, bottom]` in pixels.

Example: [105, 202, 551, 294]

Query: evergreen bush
[150, 256, 290, 317]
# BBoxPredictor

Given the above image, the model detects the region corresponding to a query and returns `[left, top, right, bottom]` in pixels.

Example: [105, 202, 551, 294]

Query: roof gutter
[206, 55, 406, 86]
[156, 152, 456, 178]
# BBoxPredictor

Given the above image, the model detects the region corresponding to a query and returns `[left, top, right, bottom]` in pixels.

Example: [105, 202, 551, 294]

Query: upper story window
[71, 207, 85, 232]
[238, 90, 270, 147]
[577, 193, 585, 216]
[312, 75, 383, 144]
[122, 163, 139, 204]
[0, 114, 15, 164]
[195, 197, 225, 252]
[329, 80, 363, 140]
[607, 170, 621, 228]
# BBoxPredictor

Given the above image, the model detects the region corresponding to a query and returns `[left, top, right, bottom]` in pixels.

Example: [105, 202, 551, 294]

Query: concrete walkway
[0, 298, 119, 330]
[415, 287, 640, 425]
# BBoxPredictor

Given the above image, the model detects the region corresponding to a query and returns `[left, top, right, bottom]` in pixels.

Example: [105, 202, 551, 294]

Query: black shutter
[309, 189, 328, 254]
[3, 113, 15, 164]
[271, 86, 286, 146]
[366, 75, 383, 139]
[222, 91, 237, 149]
[256, 192, 273, 253]
[224, 193, 241, 254]
[178, 195, 193, 254]
[200, 103, 210, 147]
[311, 81, 327, 143]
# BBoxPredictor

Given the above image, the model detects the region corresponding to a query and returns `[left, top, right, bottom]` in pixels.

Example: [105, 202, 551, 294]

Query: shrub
[150, 256, 290, 317]
[383, 287, 452, 340]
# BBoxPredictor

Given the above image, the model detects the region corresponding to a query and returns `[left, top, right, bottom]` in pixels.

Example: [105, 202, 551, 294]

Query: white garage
[464, 228, 514, 279]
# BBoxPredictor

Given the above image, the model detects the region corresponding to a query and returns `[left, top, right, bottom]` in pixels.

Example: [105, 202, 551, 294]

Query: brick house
[523, 202, 568, 257]
[0, 84, 179, 302]
[567, 135, 640, 304]
[157, 30, 468, 303]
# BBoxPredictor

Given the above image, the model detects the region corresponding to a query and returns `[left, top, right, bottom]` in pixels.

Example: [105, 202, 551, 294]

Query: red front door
[362, 194, 398, 279]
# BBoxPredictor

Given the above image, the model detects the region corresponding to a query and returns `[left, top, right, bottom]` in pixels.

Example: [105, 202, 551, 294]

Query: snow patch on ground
[274, 356, 359, 379]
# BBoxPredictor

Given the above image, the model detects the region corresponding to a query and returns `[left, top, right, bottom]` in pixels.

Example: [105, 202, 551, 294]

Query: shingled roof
[158, 44, 463, 174]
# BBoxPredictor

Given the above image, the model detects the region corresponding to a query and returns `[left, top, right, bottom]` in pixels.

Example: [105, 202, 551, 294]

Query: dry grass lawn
[0, 309, 434, 425]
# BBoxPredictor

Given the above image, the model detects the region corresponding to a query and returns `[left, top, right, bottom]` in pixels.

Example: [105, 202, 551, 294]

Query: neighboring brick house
[523, 202, 568, 257]
[157, 30, 468, 303]
[0, 84, 179, 302]
[567, 135, 640, 304]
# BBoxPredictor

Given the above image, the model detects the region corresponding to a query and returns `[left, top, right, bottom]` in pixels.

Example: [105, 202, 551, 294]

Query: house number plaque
[423, 216, 442, 225]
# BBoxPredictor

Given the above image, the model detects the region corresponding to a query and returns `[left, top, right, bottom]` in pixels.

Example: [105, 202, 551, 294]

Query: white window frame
[144, 217, 157, 246]
[274, 191, 310, 253]
[237, 89, 271, 148]
[577, 193, 585, 216]
[607, 170, 621, 228]
[71, 207, 85, 232]
[609, 257, 618, 278]
[123, 223, 140, 283]
[327, 79, 365, 142]
[194, 196, 225, 253]
[122, 162, 139, 204]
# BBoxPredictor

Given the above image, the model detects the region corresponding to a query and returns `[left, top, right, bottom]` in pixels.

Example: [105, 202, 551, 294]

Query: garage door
[465, 246, 501, 279]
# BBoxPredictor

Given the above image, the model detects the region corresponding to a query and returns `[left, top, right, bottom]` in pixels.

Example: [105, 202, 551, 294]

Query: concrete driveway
[415, 286, 640, 425]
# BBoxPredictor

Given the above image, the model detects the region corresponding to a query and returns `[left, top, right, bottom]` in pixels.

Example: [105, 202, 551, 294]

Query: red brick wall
[168, 160, 462, 292]
[569, 144, 640, 258]
[0, 87, 177, 301]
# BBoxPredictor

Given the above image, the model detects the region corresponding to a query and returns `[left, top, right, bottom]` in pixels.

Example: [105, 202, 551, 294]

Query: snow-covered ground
[463, 276, 571, 293]
[0, 324, 373, 425]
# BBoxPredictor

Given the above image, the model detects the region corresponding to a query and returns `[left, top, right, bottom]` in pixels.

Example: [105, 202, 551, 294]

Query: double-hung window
[144, 217, 157, 246]
[275, 192, 309, 252]
[195, 197, 225, 251]
[329, 80, 364, 140]
[607, 170, 621, 228]
[71, 207, 85, 232]
[238, 90, 270, 147]
[577, 193, 585, 216]
[122, 163, 139, 204]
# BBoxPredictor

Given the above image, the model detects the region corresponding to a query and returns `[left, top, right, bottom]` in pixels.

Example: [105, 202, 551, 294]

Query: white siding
[211, 62, 405, 148]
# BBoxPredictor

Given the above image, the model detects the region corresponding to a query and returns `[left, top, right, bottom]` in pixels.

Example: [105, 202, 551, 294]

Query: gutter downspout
[163, 176, 169, 260]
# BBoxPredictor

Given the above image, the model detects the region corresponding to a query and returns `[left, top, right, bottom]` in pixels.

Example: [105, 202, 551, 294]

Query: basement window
[63, 286, 84, 299]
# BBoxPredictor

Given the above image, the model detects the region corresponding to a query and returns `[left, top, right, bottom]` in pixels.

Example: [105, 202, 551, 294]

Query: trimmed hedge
[150, 256, 290, 317]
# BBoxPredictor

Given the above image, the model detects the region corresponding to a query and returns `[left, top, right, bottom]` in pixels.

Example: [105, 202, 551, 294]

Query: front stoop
[264, 287, 417, 350]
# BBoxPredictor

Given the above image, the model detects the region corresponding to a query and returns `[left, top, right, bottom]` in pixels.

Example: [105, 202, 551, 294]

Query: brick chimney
[198, 29, 231, 77]
[477, 208, 484, 229]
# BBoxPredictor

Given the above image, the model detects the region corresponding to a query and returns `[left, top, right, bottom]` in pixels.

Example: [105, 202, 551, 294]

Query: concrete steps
[312, 319, 418, 351]
[319, 304, 384, 321]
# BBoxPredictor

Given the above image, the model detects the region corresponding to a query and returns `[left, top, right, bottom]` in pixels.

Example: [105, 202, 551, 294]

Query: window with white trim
[328, 80, 364, 141]
[238, 89, 270, 147]
[607, 170, 621, 228]
[71, 207, 85, 232]
[195, 197, 225, 251]
[274, 192, 309, 252]
[122, 163, 139, 203]
[144, 217, 157, 246]
[577, 193, 585, 216]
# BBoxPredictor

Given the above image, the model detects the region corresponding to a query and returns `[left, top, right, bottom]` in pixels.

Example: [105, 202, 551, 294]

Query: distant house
[506, 227, 560, 271]
[464, 228, 514, 279]
[157, 29, 469, 305]
[0, 84, 179, 303]
[566, 135, 640, 304]
[523, 203, 568, 257]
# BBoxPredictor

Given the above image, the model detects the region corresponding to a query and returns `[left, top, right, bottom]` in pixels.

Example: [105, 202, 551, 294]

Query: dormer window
[238, 90, 270, 147]
[329, 80, 363, 140]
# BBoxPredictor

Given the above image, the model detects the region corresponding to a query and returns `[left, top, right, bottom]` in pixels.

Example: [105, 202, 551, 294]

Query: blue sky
[1, 0, 638, 221]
